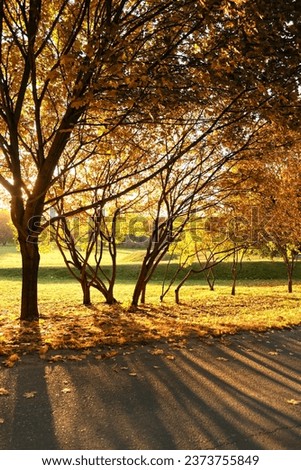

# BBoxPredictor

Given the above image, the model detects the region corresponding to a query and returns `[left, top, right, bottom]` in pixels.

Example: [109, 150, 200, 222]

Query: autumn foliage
[0, 0, 300, 321]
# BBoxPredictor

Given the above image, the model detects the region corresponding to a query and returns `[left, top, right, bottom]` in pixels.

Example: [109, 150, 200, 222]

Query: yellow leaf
[39, 345, 49, 355]
[23, 391, 37, 399]
[48, 355, 64, 362]
[61, 388, 72, 394]
[3, 354, 20, 367]
[67, 355, 83, 361]
[0, 388, 10, 396]
[150, 348, 164, 356]
[166, 355, 176, 361]
[287, 399, 301, 405]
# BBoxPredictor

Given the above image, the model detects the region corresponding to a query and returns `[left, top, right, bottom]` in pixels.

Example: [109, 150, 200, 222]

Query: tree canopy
[0, 0, 300, 320]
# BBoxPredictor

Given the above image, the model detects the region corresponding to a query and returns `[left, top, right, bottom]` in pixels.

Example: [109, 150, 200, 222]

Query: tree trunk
[175, 287, 180, 304]
[231, 281, 236, 296]
[231, 253, 237, 296]
[288, 275, 293, 293]
[131, 265, 148, 307]
[19, 237, 40, 321]
[105, 285, 117, 305]
[140, 285, 146, 304]
[174, 268, 193, 304]
[205, 267, 215, 291]
[81, 275, 92, 305]
[285, 259, 293, 293]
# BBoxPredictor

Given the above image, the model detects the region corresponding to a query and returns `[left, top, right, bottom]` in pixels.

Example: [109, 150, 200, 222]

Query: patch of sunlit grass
[0, 279, 300, 360]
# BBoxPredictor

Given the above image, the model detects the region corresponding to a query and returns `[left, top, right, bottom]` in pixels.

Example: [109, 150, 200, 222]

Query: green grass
[0, 245, 298, 304]
[0, 245, 300, 359]
[0, 245, 297, 283]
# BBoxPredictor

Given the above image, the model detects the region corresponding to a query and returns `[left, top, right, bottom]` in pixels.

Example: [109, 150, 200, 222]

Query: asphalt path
[0, 327, 300, 450]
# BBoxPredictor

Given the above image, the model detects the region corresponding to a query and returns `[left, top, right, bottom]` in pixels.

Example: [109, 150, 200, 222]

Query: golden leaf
[3, 354, 20, 368]
[39, 345, 49, 355]
[0, 388, 10, 396]
[48, 355, 64, 362]
[67, 355, 83, 361]
[23, 391, 37, 399]
[166, 355, 175, 361]
[287, 399, 301, 405]
[150, 348, 164, 356]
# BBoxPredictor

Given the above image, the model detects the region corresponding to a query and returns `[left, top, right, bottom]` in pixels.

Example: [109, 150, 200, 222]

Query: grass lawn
[0, 245, 301, 361]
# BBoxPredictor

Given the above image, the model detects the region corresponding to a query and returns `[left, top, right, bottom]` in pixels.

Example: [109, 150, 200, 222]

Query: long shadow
[2, 324, 60, 450]
[1, 326, 300, 450]
[58, 327, 301, 450]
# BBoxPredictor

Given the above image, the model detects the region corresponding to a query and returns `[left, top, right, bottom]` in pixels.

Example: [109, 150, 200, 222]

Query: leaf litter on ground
[0, 290, 301, 364]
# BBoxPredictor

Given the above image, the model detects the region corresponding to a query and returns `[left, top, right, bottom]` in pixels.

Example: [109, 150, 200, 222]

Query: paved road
[0, 327, 300, 450]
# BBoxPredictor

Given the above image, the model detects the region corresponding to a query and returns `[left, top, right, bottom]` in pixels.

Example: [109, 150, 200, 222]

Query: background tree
[171, 209, 251, 304]
[255, 146, 301, 293]
[0, 209, 15, 245]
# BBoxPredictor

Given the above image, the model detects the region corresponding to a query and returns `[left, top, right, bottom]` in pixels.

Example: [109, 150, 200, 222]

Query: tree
[54, 182, 144, 306]
[217, 131, 301, 294]
[255, 145, 301, 293]
[129, 107, 264, 308]
[171, 211, 250, 304]
[0, 0, 212, 320]
[0, 0, 300, 320]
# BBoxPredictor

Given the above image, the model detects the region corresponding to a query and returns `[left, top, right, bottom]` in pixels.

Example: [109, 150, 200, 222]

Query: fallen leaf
[67, 355, 83, 361]
[129, 372, 137, 377]
[287, 399, 301, 405]
[150, 348, 164, 356]
[217, 356, 229, 361]
[3, 354, 20, 368]
[9, 353, 20, 362]
[0, 418, 4, 424]
[0, 388, 10, 396]
[166, 355, 175, 361]
[61, 388, 72, 394]
[268, 351, 278, 356]
[48, 355, 64, 362]
[23, 391, 37, 399]
[104, 351, 118, 359]
[39, 345, 49, 357]
[94, 351, 118, 360]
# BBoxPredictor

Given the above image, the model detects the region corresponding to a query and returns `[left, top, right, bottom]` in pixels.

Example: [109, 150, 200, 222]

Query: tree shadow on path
[0, 327, 300, 449]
